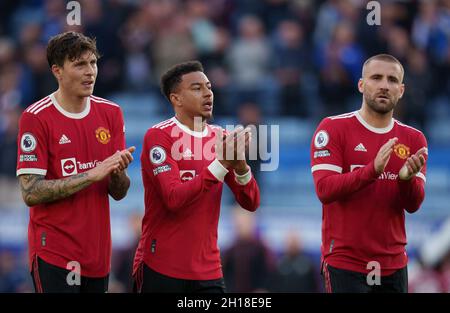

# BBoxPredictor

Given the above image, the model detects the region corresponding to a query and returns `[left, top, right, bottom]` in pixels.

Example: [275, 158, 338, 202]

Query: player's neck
[54, 89, 88, 113]
[174, 114, 206, 132]
[359, 106, 393, 129]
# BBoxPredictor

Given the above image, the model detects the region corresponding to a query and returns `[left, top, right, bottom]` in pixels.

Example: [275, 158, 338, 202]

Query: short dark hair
[362, 54, 404, 80]
[160, 61, 204, 101]
[46, 31, 100, 68]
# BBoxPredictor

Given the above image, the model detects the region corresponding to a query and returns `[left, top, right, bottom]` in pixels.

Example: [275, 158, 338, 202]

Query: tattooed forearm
[108, 171, 130, 201]
[18, 173, 94, 206]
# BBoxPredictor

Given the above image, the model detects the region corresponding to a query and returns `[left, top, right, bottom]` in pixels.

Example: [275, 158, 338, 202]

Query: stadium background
[0, 0, 449, 292]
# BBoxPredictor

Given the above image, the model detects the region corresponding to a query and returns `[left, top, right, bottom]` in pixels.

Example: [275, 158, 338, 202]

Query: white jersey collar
[171, 117, 209, 138]
[50, 93, 91, 119]
[355, 110, 394, 134]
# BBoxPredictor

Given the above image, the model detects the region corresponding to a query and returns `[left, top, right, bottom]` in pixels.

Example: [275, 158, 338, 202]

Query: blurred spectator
[0, 103, 21, 206]
[261, 0, 296, 32]
[0, 2, 22, 35]
[313, 0, 359, 47]
[0, 250, 30, 292]
[409, 254, 450, 293]
[412, 0, 450, 98]
[227, 15, 270, 87]
[112, 212, 143, 293]
[151, 2, 197, 82]
[289, 0, 316, 39]
[226, 15, 278, 115]
[119, 8, 153, 91]
[185, 0, 234, 115]
[201, 27, 231, 115]
[410, 218, 450, 292]
[316, 20, 365, 115]
[0, 37, 22, 206]
[41, 0, 66, 42]
[186, 0, 218, 58]
[0, 102, 20, 177]
[0, 38, 16, 66]
[271, 230, 320, 292]
[18, 22, 42, 48]
[386, 26, 411, 65]
[22, 42, 57, 103]
[272, 19, 310, 116]
[396, 48, 432, 130]
[412, 0, 449, 65]
[81, 0, 126, 96]
[229, 0, 266, 34]
[222, 205, 275, 292]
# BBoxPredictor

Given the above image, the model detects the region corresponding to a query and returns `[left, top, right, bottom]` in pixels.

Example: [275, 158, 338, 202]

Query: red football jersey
[311, 111, 427, 276]
[16, 94, 125, 277]
[133, 117, 260, 280]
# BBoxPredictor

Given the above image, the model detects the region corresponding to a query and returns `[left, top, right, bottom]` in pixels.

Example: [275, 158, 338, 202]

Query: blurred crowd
[1, 0, 449, 130]
[1, 0, 450, 177]
[1, 0, 450, 292]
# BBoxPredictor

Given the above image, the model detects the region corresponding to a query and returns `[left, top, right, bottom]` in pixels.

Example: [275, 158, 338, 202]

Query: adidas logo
[354, 143, 367, 152]
[182, 148, 193, 158]
[59, 134, 71, 145]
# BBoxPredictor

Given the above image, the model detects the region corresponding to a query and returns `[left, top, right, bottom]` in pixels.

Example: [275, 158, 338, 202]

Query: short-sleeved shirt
[16, 93, 125, 277]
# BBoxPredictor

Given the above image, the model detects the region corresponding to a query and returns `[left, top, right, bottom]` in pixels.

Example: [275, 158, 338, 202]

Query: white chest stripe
[311, 164, 343, 173]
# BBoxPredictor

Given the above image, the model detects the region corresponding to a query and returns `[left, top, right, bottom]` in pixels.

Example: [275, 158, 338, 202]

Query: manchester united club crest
[394, 143, 410, 159]
[95, 127, 111, 144]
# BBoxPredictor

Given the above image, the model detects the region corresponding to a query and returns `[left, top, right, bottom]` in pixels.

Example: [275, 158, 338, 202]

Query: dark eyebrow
[190, 82, 211, 87]
[74, 55, 97, 65]
[388, 75, 399, 82]
[369, 74, 400, 83]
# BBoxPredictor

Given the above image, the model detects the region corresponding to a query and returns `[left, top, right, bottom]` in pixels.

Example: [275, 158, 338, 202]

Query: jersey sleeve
[16, 112, 48, 176]
[224, 169, 260, 212]
[415, 132, 428, 184]
[310, 118, 379, 204]
[112, 107, 126, 151]
[310, 117, 344, 174]
[141, 128, 229, 212]
[398, 132, 428, 213]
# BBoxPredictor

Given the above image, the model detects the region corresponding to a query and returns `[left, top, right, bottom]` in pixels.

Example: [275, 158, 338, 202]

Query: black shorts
[322, 262, 408, 293]
[31, 256, 109, 293]
[133, 262, 226, 293]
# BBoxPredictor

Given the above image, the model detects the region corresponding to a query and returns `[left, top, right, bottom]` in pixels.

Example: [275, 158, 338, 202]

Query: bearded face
[358, 60, 405, 115]
[364, 90, 398, 114]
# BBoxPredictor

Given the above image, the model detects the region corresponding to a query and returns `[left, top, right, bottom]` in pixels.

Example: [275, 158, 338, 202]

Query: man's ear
[170, 93, 182, 108]
[51, 64, 62, 81]
[398, 83, 405, 99]
[357, 78, 364, 94]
